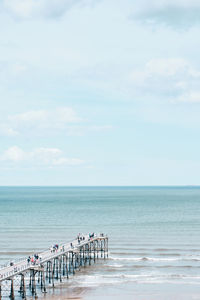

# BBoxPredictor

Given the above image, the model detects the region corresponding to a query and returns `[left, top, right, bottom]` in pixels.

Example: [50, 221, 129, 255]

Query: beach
[0, 186, 200, 299]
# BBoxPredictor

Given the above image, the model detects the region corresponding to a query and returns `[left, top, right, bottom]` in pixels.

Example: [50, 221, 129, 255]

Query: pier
[0, 233, 108, 299]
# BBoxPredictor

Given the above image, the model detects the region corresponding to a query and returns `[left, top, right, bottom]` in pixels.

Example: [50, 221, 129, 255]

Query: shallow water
[0, 186, 200, 299]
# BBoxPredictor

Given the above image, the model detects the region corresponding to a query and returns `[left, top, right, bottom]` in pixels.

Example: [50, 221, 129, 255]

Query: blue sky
[1, 0, 200, 185]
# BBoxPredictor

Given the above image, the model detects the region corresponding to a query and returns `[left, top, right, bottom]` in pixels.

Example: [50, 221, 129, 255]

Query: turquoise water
[0, 187, 200, 299]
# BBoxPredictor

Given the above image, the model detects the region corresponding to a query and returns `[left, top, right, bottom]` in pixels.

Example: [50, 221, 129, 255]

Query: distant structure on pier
[0, 233, 108, 299]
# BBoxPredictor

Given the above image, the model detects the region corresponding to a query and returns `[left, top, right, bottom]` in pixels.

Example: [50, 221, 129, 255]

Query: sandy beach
[36, 286, 86, 300]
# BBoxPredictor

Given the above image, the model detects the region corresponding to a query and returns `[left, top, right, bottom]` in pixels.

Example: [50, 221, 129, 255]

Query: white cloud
[131, 0, 200, 28]
[9, 107, 81, 125]
[176, 91, 200, 103]
[146, 59, 195, 77]
[0, 146, 85, 167]
[130, 58, 200, 101]
[0, 107, 113, 137]
[6, 107, 82, 135]
[11, 63, 27, 75]
[131, 58, 200, 82]
[0, 124, 19, 137]
[2, 146, 26, 162]
[56, 124, 113, 136]
[2, 0, 97, 19]
[0, 61, 28, 81]
[31, 147, 62, 165]
[52, 157, 84, 166]
[10, 110, 47, 123]
[89, 125, 113, 131]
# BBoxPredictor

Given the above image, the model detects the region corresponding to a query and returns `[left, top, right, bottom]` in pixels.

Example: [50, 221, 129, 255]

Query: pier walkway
[0, 233, 108, 299]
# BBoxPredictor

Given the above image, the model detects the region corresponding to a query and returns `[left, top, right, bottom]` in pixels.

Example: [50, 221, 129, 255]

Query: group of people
[49, 233, 98, 252]
[50, 244, 65, 253]
[27, 254, 41, 265]
[89, 233, 95, 239]
[50, 244, 59, 253]
[77, 234, 86, 244]
[76, 232, 96, 244]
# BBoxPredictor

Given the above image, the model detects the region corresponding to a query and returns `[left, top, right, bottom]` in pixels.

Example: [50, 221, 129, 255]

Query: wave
[72, 273, 200, 288]
[110, 252, 181, 257]
[131, 265, 200, 269]
[106, 264, 200, 271]
[110, 248, 200, 252]
[109, 256, 200, 262]
[107, 264, 124, 268]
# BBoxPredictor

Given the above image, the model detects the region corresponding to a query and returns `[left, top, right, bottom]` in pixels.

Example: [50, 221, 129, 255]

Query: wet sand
[36, 286, 88, 300]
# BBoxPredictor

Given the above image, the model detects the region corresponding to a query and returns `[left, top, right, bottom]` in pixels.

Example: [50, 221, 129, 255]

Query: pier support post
[55, 258, 58, 280]
[48, 262, 51, 284]
[83, 246, 86, 266]
[52, 259, 55, 281]
[21, 274, 26, 299]
[83, 246, 86, 267]
[68, 252, 71, 274]
[59, 258, 62, 282]
[31, 271, 38, 298]
[89, 243, 91, 265]
[29, 272, 32, 289]
[50, 261, 54, 288]
[94, 242, 96, 263]
[42, 269, 46, 293]
[46, 262, 48, 280]
[72, 253, 75, 275]
[40, 271, 43, 288]
[97, 240, 99, 259]
[65, 254, 69, 279]
[77, 253, 79, 269]
[10, 279, 15, 300]
[79, 248, 81, 267]
[37, 272, 40, 284]
[52, 261, 55, 288]
[74, 253, 77, 270]
[62, 255, 65, 276]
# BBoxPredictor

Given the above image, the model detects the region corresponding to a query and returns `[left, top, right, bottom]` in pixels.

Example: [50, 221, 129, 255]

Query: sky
[0, 0, 200, 186]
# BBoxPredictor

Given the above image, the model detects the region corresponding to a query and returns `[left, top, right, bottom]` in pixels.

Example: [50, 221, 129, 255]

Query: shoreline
[37, 286, 89, 300]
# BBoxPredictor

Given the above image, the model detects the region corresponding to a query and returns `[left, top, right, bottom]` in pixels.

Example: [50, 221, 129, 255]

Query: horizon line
[0, 185, 199, 188]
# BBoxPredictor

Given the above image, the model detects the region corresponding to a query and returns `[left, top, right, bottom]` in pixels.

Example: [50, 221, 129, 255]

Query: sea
[0, 186, 200, 300]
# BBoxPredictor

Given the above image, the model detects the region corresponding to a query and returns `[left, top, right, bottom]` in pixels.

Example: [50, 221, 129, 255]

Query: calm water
[0, 186, 200, 299]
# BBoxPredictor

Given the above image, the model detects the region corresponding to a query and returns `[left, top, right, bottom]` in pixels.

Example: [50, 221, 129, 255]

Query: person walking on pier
[31, 257, 34, 265]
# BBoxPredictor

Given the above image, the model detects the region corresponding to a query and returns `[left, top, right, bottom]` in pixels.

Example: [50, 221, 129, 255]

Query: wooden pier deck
[0, 233, 108, 299]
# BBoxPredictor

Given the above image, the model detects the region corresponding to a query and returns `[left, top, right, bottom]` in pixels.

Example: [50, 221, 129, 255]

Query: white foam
[70, 273, 200, 288]
[107, 264, 124, 268]
[109, 256, 200, 262]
